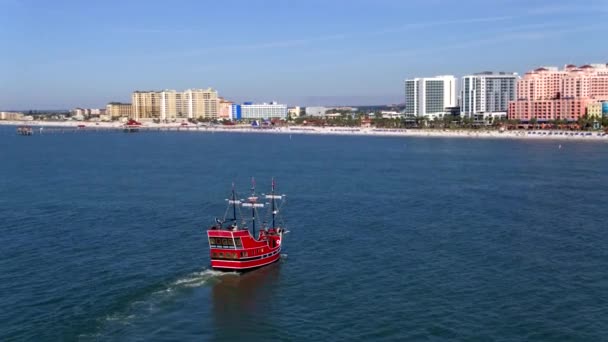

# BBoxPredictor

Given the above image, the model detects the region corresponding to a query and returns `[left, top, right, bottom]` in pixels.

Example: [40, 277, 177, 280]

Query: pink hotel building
[508, 64, 608, 121]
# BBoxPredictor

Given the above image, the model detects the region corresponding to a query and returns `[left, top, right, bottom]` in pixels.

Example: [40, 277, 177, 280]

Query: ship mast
[241, 177, 264, 238]
[251, 177, 256, 236]
[265, 177, 284, 229]
[226, 182, 242, 228]
[231, 182, 237, 223]
[271, 178, 276, 228]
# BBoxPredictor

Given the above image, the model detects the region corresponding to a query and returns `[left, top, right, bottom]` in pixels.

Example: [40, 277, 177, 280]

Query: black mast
[231, 182, 237, 223]
[251, 177, 256, 237]
[271, 178, 276, 228]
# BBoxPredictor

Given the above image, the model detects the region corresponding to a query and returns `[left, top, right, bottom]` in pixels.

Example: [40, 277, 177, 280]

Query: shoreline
[1, 120, 607, 142]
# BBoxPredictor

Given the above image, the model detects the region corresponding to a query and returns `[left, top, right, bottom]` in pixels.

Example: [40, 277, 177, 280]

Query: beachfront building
[231, 104, 242, 120]
[288, 106, 301, 119]
[586, 102, 603, 119]
[0, 111, 24, 120]
[218, 98, 233, 120]
[132, 88, 218, 121]
[405, 75, 456, 119]
[108, 104, 131, 119]
[184, 88, 218, 120]
[106, 103, 133, 119]
[71, 108, 104, 118]
[461, 72, 518, 121]
[241, 102, 287, 119]
[508, 64, 608, 122]
[509, 99, 589, 122]
[160, 90, 187, 120]
[73, 108, 86, 117]
[380, 111, 403, 119]
[132, 91, 162, 120]
[305, 106, 328, 117]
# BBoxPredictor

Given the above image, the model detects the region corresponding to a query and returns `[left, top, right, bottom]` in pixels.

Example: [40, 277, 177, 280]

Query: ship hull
[210, 247, 281, 272]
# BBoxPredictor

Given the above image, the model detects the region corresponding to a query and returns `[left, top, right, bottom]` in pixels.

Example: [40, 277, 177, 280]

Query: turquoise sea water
[1, 127, 607, 341]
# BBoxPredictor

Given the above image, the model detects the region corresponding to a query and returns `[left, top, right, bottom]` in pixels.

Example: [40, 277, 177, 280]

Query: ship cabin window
[234, 238, 242, 248]
[213, 251, 242, 260]
[224, 238, 237, 249]
[210, 237, 239, 249]
[241, 251, 248, 258]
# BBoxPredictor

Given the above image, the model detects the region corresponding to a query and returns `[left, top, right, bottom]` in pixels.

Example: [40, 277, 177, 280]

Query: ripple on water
[81, 269, 230, 340]
[1, 131, 608, 341]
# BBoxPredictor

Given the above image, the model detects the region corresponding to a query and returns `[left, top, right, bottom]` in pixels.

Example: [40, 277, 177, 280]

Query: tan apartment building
[160, 90, 187, 120]
[185, 88, 218, 119]
[132, 91, 162, 120]
[132, 88, 218, 121]
[0, 111, 24, 120]
[106, 102, 133, 119]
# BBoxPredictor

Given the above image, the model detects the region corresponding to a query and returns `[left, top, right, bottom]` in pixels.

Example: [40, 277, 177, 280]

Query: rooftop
[473, 71, 518, 76]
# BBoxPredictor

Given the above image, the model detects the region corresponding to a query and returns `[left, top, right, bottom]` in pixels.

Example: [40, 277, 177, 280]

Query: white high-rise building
[461, 72, 518, 120]
[241, 102, 287, 119]
[404, 75, 456, 119]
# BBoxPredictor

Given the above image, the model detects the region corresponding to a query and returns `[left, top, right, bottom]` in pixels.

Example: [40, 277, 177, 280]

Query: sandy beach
[2, 120, 607, 141]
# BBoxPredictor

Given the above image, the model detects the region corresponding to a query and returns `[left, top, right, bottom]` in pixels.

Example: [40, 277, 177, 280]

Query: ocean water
[1, 127, 607, 341]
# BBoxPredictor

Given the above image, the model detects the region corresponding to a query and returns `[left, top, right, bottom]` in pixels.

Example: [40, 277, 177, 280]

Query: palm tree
[577, 114, 590, 130]
[507, 119, 520, 127]
[529, 117, 538, 129]
[462, 117, 473, 128]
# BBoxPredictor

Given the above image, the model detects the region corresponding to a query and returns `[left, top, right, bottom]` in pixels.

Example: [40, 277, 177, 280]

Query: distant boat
[16, 126, 33, 136]
[206, 179, 286, 272]
[123, 119, 142, 133]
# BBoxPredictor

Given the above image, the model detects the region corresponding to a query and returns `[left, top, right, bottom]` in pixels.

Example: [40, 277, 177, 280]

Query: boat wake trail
[168, 269, 229, 289]
[81, 269, 234, 340]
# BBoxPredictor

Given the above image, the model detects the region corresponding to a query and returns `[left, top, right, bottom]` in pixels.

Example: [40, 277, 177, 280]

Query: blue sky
[1, 0, 607, 109]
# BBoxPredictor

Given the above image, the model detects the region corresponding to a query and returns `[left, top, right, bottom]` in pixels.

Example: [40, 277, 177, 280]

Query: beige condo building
[132, 88, 218, 121]
[185, 88, 218, 119]
[132, 91, 162, 120]
[160, 90, 187, 120]
[105, 102, 133, 119]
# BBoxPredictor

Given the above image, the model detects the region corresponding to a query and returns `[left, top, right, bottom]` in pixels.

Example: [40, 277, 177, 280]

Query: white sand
[2, 120, 607, 141]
